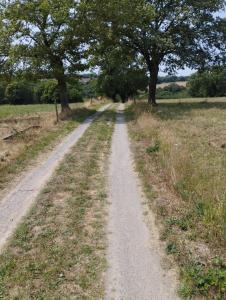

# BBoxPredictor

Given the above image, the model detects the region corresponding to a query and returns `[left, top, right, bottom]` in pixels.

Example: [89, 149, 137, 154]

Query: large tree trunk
[148, 63, 159, 106]
[50, 55, 71, 115]
[57, 77, 71, 114]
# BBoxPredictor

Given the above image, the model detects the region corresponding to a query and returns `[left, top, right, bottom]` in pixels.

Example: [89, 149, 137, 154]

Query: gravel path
[0, 104, 110, 252]
[105, 104, 179, 300]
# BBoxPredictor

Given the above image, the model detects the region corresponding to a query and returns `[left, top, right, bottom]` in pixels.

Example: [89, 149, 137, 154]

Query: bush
[82, 79, 99, 99]
[34, 80, 58, 104]
[68, 85, 83, 102]
[5, 81, 34, 105]
[0, 82, 7, 104]
[156, 83, 188, 99]
[188, 68, 226, 97]
[3, 78, 85, 105]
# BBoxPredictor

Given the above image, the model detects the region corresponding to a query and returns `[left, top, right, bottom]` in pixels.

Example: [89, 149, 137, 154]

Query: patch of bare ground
[0, 109, 115, 299]
[0, 102, 103, 199]
[126, 100, 226, 299]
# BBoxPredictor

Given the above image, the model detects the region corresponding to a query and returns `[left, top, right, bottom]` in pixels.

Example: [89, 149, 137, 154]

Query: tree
[98, 66, 148, 102]
[91, 40, 148, 102]
[0, 3, 12, 80]
[5, 80, 34, 105]
[5, 0, 88, 114]
[188, 67, 226, 97]
[92, 0, 226, 105]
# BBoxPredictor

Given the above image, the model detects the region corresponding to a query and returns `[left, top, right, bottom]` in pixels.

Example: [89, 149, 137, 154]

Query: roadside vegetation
[0, 101, 104, 194]
[0, 109, 115, 299]
[126, 99, 226, 299]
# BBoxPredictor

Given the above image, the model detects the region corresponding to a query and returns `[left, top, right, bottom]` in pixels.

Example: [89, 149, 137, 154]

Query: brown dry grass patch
[0, 109, 115, 299]
[126, 99, 226, 299]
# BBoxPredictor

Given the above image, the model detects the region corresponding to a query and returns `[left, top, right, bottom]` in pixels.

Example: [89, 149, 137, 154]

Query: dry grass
[0, 102, 105, 194]
[0, 109, 115, 299]
[157, 81, 187, 88]
[126, 98, 226, 299]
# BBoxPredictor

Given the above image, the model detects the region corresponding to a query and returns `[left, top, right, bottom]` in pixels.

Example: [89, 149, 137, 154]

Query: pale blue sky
[159, 8, 226, 77]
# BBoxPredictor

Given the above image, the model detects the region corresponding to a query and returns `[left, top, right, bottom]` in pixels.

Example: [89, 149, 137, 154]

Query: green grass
[0, 109, 115, 299]
[0, 105, 102, 192]
[0, 104, 56, 119]
[0, 103, 91, 119]
[126, 98, 226, 299]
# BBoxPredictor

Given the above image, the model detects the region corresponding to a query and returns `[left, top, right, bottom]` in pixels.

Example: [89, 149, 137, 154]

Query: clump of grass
[0, 110, 115, 299]
[126, 99, 226, 299]
[146, 141, 160, 154]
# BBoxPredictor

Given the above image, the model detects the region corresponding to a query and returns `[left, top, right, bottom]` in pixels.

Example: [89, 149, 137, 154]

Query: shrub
[188, 68, 226, 97]
[156, 83, 188, 99]
[34, 80, 58, 104]
[68, 85, 83, 103]
[0, 82, 7, 104]
[5, 81, 34, 105]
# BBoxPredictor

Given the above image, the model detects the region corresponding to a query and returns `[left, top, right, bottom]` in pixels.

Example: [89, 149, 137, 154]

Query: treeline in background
[0, 66, 225, 105]
[0, 77, 98, 105]
[155, 67, 226, 100]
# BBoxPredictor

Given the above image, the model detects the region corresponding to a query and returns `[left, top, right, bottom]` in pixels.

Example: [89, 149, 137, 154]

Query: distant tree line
[0, 1, 225, 110]
[157, 75, 189, 84]
[155, 67, 226, 99]
[188, 67, 226, 97]
[156, 84, 188, 99]
[0, 78, 98, 105]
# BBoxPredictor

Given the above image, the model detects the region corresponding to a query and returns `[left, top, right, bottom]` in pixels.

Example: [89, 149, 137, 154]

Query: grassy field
[0, 109, 115, 299]
[0, 102, 93, 119]
[0, 104, 57, 119]
[0, 101, 104, 194]
[126, 97, 226, 299]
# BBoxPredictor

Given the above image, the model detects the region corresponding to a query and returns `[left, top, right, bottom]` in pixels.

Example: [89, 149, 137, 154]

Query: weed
[166, 242, 178, 255]
[180, 263, 226, 299]
[146, 141, 160, 154]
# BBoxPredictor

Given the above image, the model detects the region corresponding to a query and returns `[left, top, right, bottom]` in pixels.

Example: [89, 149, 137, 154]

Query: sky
[159, 8, 226, 77]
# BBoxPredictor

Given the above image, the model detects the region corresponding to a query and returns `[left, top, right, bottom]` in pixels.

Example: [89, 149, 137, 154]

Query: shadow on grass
[126, 100, 226, 122]
[156, 101, 226, 121]
[66, 107, 98, 123]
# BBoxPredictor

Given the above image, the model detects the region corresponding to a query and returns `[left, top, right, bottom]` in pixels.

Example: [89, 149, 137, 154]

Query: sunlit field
[126, 97, 226, 298]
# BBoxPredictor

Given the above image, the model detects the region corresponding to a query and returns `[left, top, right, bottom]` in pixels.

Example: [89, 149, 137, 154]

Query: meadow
[0, 104, 56, 119]
[126, 97, 226, 299]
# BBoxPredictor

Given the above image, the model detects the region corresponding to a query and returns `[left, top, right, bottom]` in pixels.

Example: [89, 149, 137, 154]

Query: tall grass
[126, 99, 226, 298]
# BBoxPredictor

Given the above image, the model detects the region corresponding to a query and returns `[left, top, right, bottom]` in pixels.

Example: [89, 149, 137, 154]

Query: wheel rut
[0, 104, 110, 252]
[105, 104, 179, 300]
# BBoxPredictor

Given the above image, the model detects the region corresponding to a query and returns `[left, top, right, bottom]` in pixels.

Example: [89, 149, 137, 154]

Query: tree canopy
[91, 0, 226, 104]
[4, 0, 89, 113]
[0, 0, 225, 107]
[188, 67, 226, 97]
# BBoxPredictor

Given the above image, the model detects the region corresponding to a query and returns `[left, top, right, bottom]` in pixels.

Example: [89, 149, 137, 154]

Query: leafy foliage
[4, 0, 89, 111]
[156, 84, 188, 99]
[98, 67, 148, 102]
[188, 68, 226, 97]
[5, 81, 34, 105]
[91, 0, 226, 103]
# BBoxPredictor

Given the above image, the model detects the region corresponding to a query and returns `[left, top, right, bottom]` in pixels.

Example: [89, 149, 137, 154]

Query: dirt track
[105, 104, 179, 300]
[0, 104, 110, 252]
